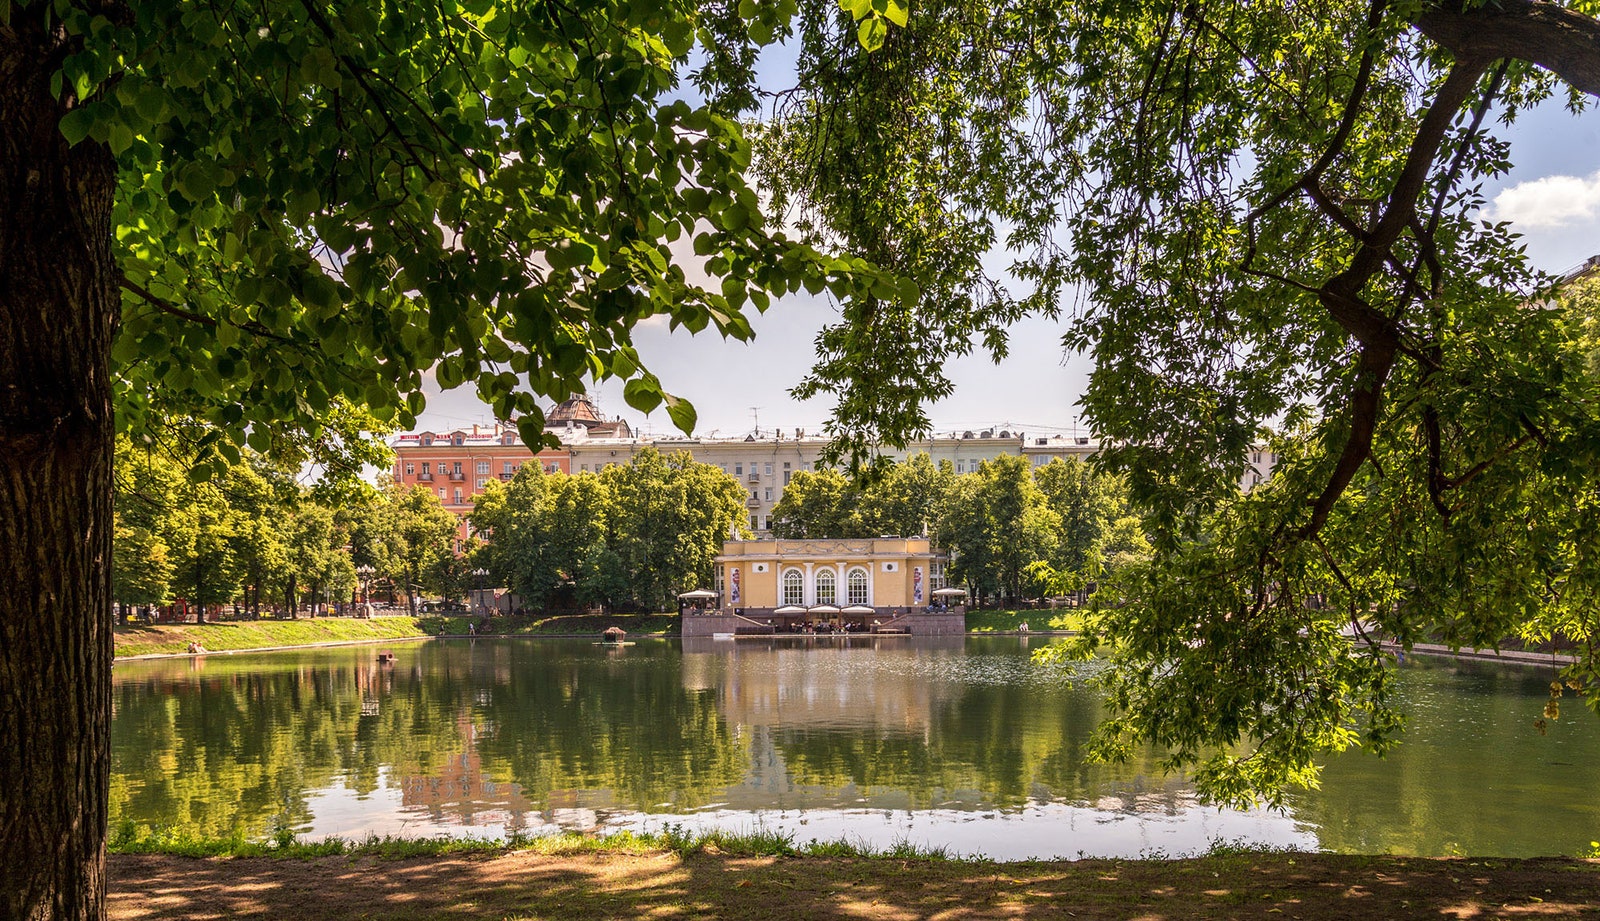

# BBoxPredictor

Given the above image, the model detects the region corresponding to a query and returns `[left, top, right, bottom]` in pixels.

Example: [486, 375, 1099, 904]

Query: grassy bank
[114, 618, 433, 658]
[421, 611, 681, 637]
[105, 829, 1600, 921]
[116, 609, 1069, 658]
[964, 608, 1083, 633]
[108, 825, 954, 861]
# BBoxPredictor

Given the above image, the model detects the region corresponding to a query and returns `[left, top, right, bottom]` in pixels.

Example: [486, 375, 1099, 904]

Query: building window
[783, 461, 791, 470]
[438, 488, 446, 499]
[503, 461, 515, 474]
[421, 434, 433, 446]
[781, 570, 804, 606]
[847, 568, 869, 605]
[581, 464, 589, 471]
[764, 487, 773, 501]
[405, 463, 415, 476]
[421, 462, 431, 474]
[750, 514, 758, 530]
[476, 460, 490, 474]
[546, 463, 559, 473]
[453, 488, 463, 503]
[453, 462, 463, 475]
[815, 570, 836, 606]
[735, 463, 743, 475]
[475, 477, 486, 489]
[784, 471, 792, 485]
[930, 561, 946, 592]
[751, 489, 759, 501]
[764, 463, 773, 476]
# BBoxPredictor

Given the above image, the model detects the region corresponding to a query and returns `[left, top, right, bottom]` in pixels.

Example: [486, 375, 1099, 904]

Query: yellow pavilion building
[683, 538, 965, 637]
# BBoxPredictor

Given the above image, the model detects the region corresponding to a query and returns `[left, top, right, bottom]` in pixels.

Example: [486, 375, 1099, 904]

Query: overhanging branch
[1416, 0, 1600, 98]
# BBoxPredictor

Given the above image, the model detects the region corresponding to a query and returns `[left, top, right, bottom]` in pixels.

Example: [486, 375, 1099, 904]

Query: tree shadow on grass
[109, 852, 1600, 921]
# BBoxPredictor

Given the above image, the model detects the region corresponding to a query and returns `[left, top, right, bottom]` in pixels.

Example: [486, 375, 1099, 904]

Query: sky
[414, 55, 1600, 442]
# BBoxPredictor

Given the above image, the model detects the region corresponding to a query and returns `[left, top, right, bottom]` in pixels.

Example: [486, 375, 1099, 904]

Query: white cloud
[1489, 171, 1600, 229]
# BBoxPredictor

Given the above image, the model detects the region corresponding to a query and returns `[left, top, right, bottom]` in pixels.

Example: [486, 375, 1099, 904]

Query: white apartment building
[398, 401, 1272, 537]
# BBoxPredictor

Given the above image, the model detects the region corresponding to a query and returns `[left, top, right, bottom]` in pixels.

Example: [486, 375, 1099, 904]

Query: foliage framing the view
[747, 0, 1600, 804]
[57, 0, 888, 474]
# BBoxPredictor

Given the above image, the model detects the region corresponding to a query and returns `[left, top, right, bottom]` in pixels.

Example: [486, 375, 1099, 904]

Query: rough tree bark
[0, 11, 118, 921]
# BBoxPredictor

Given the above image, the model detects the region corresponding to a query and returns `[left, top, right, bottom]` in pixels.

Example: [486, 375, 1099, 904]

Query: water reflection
[109, 638, 1600, 859]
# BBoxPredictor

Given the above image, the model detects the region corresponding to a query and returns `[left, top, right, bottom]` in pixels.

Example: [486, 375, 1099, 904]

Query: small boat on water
[597, 626, 634, 646]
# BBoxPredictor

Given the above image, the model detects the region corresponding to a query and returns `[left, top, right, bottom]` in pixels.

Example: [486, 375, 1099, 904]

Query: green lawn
[115, 608, 1074, 657]
[114, 618, 433, 658]
[422, 611, 681, 637]
[963, 608, 1083, 633]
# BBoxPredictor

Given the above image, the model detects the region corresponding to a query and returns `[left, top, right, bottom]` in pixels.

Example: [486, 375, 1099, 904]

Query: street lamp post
[472, 567, 488, 613]
[356, 565, 375, 608]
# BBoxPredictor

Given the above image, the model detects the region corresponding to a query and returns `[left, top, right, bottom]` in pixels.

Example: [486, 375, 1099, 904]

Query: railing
[417, 473, 434, 482]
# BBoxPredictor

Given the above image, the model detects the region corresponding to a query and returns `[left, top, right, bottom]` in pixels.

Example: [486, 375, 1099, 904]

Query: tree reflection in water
[110, 639, 1600, 857]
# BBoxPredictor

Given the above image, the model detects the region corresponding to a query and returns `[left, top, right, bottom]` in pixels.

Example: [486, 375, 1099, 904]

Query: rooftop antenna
[749, 406, 761, 437]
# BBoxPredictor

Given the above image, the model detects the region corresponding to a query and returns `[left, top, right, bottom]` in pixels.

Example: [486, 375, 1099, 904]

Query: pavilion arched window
[847, 567, 869, 605]
[781, 569, 804, 606]
[815, 569, 837, 606]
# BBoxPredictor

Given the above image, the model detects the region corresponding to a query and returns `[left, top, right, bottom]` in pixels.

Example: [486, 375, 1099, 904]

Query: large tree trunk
[0, 12, 118, 921]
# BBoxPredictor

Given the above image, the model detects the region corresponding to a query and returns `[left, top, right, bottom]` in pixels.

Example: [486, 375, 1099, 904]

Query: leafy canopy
[52, 0, 892, 480]
[750, 0, 1600, 803]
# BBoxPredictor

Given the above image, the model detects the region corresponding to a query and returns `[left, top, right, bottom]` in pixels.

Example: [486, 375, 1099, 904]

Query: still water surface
[110, 636, 1600, 859]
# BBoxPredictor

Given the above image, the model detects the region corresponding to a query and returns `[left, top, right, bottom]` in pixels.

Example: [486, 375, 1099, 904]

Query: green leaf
[718, 203, 749, 232]
[611, 348, 638, 379]
[664, 393, 697, 434]
[107, 120, 134, 156]
[59, 106, 97, 145]
[857, 17, 887, 51]
[622, 376, 663, 414]
[883, 0, 908, 27]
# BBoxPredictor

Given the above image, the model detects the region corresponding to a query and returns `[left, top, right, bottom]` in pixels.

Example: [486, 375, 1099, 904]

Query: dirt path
[109, 852, 1600, 920]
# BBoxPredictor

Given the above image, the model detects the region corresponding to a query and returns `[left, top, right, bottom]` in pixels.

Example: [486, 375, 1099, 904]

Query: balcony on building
[417, 472, 434, 482]
[449, 471, 466, 482]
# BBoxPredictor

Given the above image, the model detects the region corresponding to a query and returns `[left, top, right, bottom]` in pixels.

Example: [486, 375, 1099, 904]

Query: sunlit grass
[421, 612, 681, 637]
[107, 822, 990, 863]
[964, 609, 1083, 633]
[113, 618, 432, 658]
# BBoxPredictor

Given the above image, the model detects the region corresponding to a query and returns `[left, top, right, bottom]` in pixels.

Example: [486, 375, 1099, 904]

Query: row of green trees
[468, 447, 750, 613]
[112, 435, 464, 620]
[769, 454, 1149, 605]
[113, 440, 758, 620]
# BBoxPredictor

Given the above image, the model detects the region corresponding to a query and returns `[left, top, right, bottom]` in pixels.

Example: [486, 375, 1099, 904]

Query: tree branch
[1415, 0, 1600, 98]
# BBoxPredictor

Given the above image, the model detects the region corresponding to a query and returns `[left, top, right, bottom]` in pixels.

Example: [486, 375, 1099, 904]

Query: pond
[110, 636, 1600, 860]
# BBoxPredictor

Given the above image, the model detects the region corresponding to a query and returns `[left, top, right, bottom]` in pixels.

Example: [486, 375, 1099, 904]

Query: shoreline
[115, 634, 435, 662]
[115, 621, 1575, 668]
